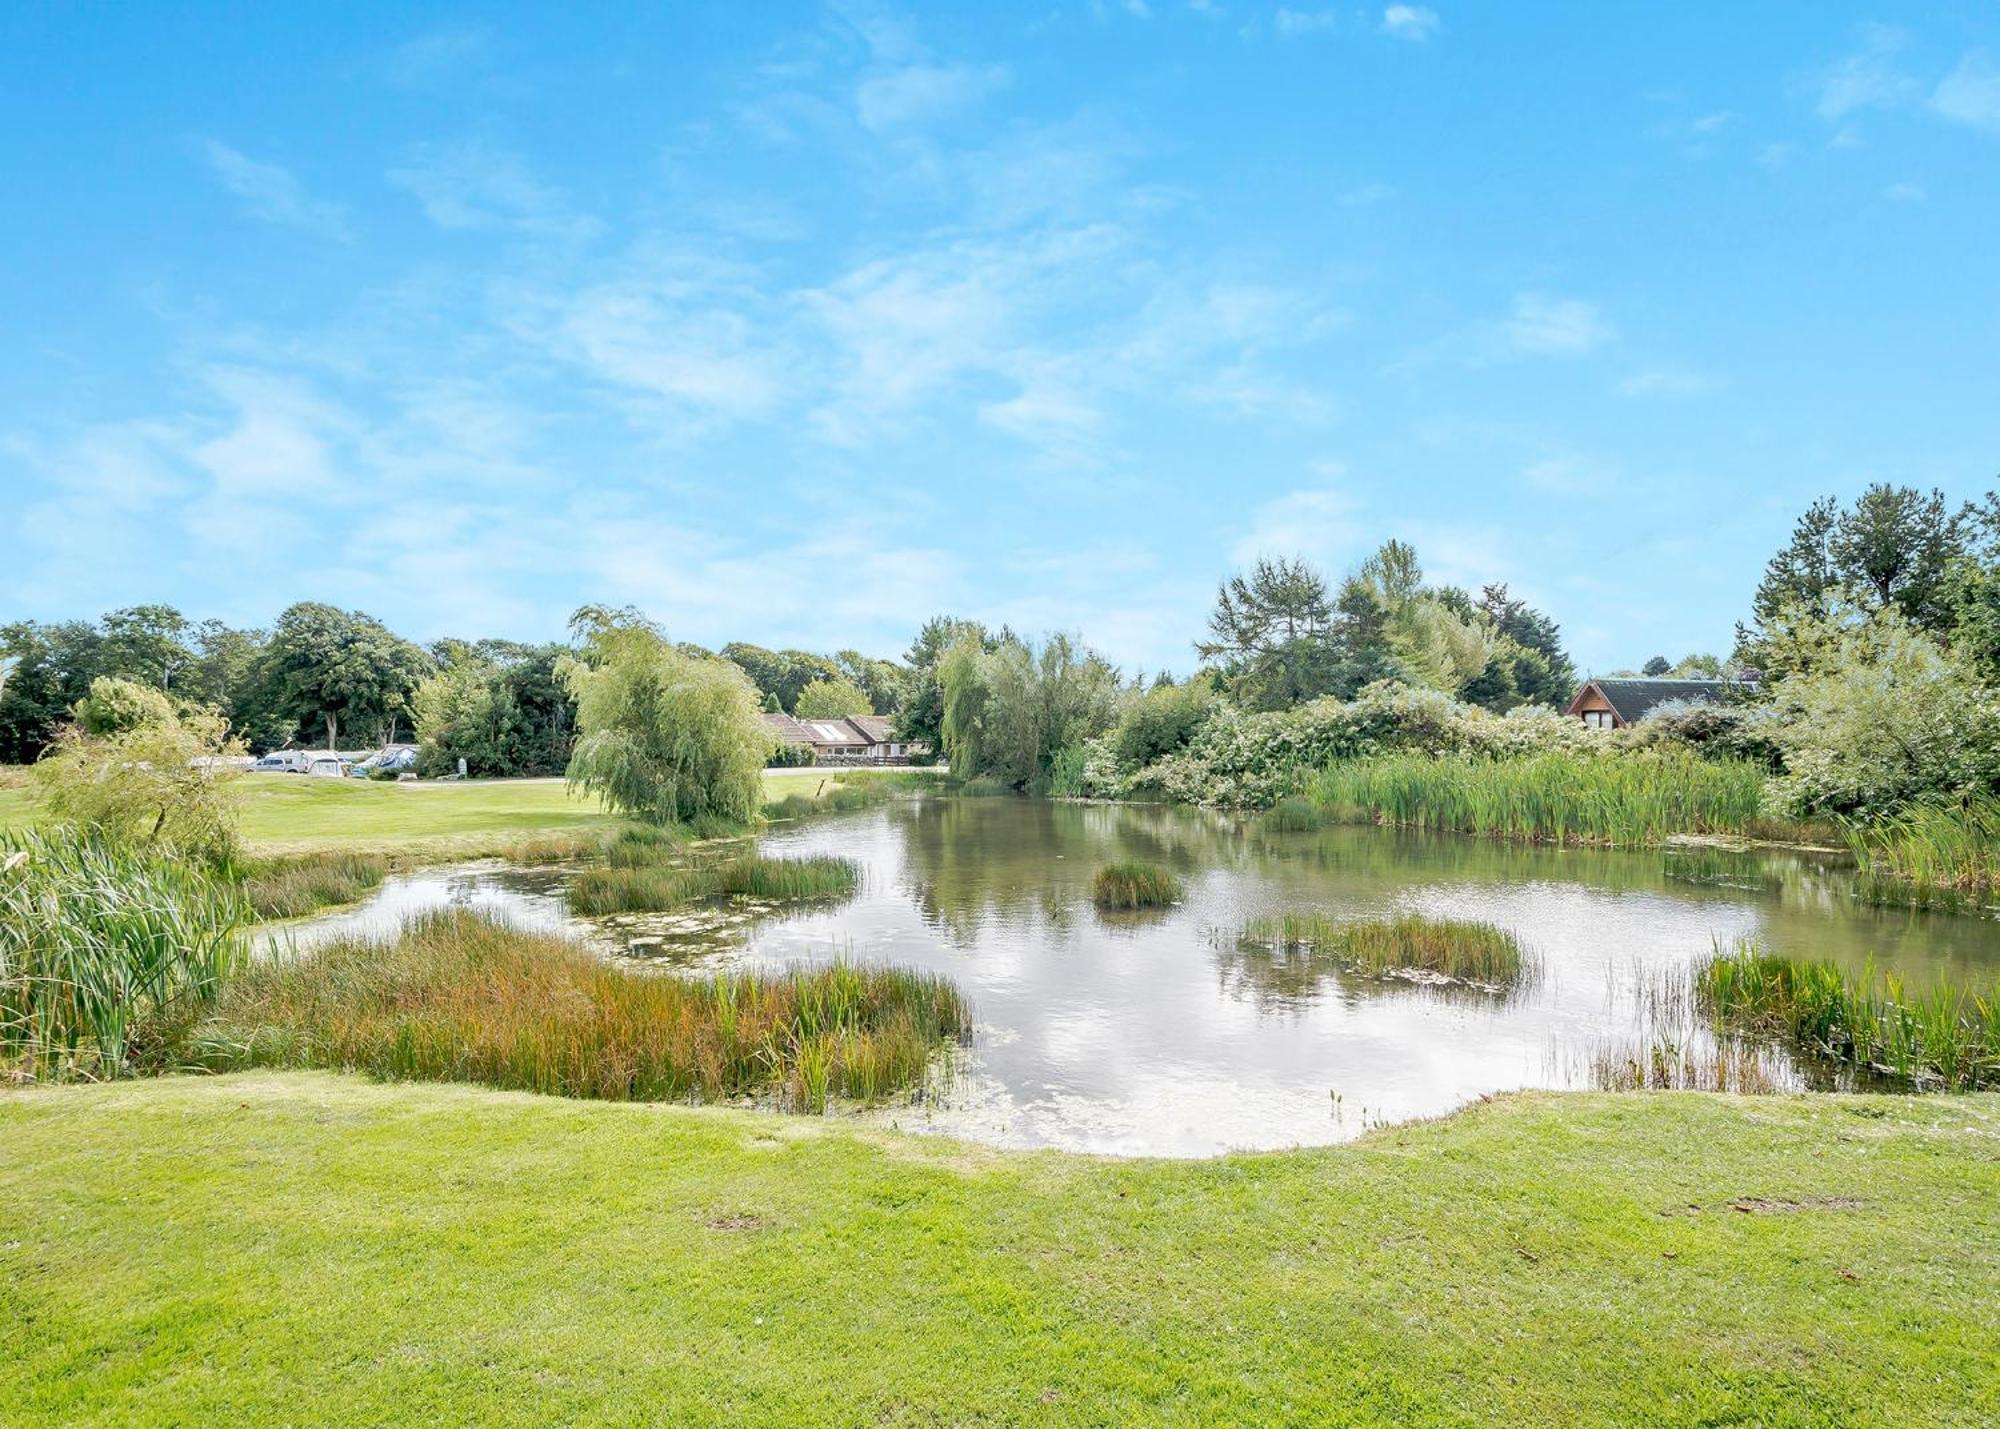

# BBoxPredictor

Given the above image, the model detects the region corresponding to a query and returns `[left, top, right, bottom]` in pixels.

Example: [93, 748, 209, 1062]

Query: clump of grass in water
[1261, 797, 1328, 834]
[1582, 1035, 1788, 1094]
[1660, 848, 1782, 893]
[1091, 861, 1183, 910]
[570, 854, 860, 916]
[1306, 750, 1766, 846]
[1, 826, 248, 1080]
[1697, 937, 1999, 1090]
[1239, 911, 1529, 987]
[196, 910, 969, 1112]
[237, 851, 392, 920]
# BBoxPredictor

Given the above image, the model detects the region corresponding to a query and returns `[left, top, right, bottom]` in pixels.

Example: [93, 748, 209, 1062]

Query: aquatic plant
[1696, 937, 1999, 1090]
[199, 910, 969, 1112]
[1659, 848, 1783, 893]
[1845, 799, 2000, 908]
[1092, 861, 1184, 910]
[1307, 750, 1767, 847]
[1, 825, 248, 1080]
[238, 851, 392, 920]
[1581, 1035, 1788, 1094]
[570, 854, 860, 916]
[1239, 911, 1529, 986]
[1261, 797, 1329, 834]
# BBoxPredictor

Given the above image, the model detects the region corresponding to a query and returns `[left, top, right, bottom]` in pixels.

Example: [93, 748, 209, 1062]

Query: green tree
[1641, 656, 1671, 677]
[33, 698, 243, 867]
[835, 650, 904, 714]
[248, 603, 434, 749]
[1111, 679, 1216, 771]
[1197, 557, 1338, 710]
[73, 676, 176, 736]
[795, 676, 874, 719]
[940, 633, 1119, 790]
[0, 620, 106, 763]
[98, 605, 197, 691]
[561, 608, 768, 826]
[895, 616, 994, 750]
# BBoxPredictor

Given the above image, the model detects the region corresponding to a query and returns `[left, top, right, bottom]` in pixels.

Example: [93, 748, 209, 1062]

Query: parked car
[350, 744, 419, 777]
[252, 751, 314, 774]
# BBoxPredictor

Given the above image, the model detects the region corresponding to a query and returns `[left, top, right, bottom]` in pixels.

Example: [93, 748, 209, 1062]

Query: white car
[252, 751, 314, 774]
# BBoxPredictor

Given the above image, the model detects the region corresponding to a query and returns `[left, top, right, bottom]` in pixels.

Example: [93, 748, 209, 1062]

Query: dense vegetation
[200, 911, 970, 1113]
[1090, 860, 1183, 909]
[1238, 911, 1530, 986]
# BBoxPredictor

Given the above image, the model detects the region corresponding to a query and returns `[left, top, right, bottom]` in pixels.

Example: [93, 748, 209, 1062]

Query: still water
[274, 796, 2000, 1157]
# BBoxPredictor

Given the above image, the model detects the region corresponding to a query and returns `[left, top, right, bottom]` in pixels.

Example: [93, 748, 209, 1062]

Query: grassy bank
[199, 912, 967, 1112]
[1307, 750, 1767, 846]
[2, 1074, 1995, 1424]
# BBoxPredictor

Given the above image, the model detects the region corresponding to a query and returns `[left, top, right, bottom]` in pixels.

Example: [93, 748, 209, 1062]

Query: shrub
[1091, 861, 1183, 909]
[198, 911, 971, 1112]
[1, 826, 248, 1080]
[32, 700, 243, 868]
[1111, 680, 1217, 771]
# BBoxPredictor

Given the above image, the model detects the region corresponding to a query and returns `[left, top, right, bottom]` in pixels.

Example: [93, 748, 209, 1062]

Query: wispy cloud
[383, 25, 493, 90]
[1380, 5, 1440, 42]
[1616, 367, 1718, 398]
[197, 140, 351, 241]
[387, 142, 601, 241]
[1811, 24, 1915, 122]
[1230, 472, 1361, 566]
[1932, 52, 2000, 135]
[1273, 9, 1338, 38]
[1504, 293, 1614, 356]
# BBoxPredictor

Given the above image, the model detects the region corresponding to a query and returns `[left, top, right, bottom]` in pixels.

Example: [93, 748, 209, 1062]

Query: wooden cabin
[1564, 678, 1750, 730]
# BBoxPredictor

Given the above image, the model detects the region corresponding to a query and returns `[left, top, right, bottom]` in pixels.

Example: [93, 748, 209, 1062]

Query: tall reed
[1091, 861, 1184, 909]
[1239, 911, 1529, 986]
[199, 910, 969, 1112]
[1696, 937, 1998, 1090]
[1846, 799, 2000, 906]
[1, 826, 248, 1079]
[1308, 751, 1767, 846]
[237, 851, 392, 920]
[570, 854, 860, 916]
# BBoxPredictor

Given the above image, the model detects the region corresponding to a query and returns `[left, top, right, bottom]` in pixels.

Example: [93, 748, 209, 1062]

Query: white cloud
[1504, 293, 1614, 356]
[1274, 9, 1337, 37]
[1381, 5, 1440, 42]
[856, 62, 1009, 130]
[1812, 24, 1915, 122]
[1230, 474, 1361, 566]
[388, 142, 600, 240]
[383, 26, 492, 89]
[1932, 52, 2000, 134]
[198, 140, 351, 241]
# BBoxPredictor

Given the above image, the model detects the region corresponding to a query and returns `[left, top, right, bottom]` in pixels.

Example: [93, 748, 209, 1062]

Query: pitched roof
[1572, 678, 1751, 725]
[847, 714, 894, 742]
[759, 711, 894, 748]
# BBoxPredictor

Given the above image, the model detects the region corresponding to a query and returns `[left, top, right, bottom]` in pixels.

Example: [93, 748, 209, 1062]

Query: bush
[73, 676, 176, 736]
[1, 826, 248, 1080]
[1111, 681, 1217, 771]
[32, 700, 243, 868]
[768, 739, 816, 768]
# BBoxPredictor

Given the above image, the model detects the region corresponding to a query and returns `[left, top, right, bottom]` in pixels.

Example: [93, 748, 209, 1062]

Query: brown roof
[760, 712, 894, 749]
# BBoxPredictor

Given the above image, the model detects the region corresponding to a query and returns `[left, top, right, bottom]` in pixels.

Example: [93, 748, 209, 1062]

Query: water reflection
[268, 796, 2000, 1157]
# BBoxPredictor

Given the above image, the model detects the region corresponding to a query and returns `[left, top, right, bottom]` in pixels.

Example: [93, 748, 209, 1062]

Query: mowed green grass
[2, 1075, 1995, 1425]
[0, 766, 927, 857]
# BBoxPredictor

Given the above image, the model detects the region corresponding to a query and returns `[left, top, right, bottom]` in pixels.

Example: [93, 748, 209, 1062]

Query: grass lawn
[0, 766, 929, 858]
[2, 1075, 1995, 1425]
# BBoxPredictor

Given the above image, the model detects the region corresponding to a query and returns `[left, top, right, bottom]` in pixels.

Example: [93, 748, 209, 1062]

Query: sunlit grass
[237, 851, 392, 920]
[1091, 860, 1183, 909]
[570, 853, 860, 916]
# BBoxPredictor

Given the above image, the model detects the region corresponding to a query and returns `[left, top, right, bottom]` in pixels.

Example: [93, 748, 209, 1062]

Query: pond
[271, 795, 2000, 1157]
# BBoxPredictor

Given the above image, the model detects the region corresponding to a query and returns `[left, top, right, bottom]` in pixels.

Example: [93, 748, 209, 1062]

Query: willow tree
[939, 632, 1118, 790]
[559, 608, 769, 827]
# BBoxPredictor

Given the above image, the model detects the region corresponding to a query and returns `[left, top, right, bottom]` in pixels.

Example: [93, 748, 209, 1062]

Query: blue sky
[5, 3, 1998, 676]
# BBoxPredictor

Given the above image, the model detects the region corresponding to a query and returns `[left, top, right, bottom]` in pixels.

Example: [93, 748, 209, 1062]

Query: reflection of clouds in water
[272, 801, 2000, 1157]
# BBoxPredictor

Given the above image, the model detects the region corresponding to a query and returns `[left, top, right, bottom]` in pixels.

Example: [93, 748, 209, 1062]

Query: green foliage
[569, 853, 859, 915]
[238, 851, 392, 921]
[1111, 678, 1217, 771]
[721, 643, 842, 714]
[1763, 604, 2000, 819]
[561, 609, 769, 827]
[1091, 860, 1182, 909]
[1198, 556, 1341, 709]
[412, 646, 575, 778]
[247, 602, 434, 750]
[1310, 749, 1767, 845]
[1698, 938, 1998, 1090]
[1240, 911, 1529, 985]
[939, 632, 1119, 790]
[72, 675, 177, 736]
[893, 615, 993, 751]
[199, 910, 970, 1112]
[32, 701, 244, 867]
[794, 676, 874, 720]
[0, 825, 248, 1080]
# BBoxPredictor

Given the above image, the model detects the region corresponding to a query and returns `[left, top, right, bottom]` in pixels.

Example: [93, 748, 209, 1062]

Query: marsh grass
[1846, 800, 2000, 911]
[1582, 1035, 1788, 1094]
[1, 826, 247, 1080]
[1308, 751, 1767, 847]
[238, 851, 393, 920]
[197, 910, 969, 1112]
[1240, 911, 1529, 986]
[1660, 848, 1783, 893]
[571, 854, 860, 916]
[1261, 797, 1329, 833]
[1091, 861, 1183, 909]
[1697, 937, 1999, 1090]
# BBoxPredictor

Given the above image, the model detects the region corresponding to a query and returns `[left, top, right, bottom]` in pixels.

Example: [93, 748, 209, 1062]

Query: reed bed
[198, 910, 969, 1112]
[1846, 800, 2000, 909]
[570, 854, 860, 916]
[1659, 848, 1783, 894]
[1, 826, 247, 1080]
[1261, 796, 1329, 833]
[238, 851, 392, 920]
[1581, 1035, 1789, 1094]
[1697, 938, 2000, 1090]
[1091, 861, 1184, 909]
[1307, 751, 1767, 847]
[1239, 911, 1529, 986]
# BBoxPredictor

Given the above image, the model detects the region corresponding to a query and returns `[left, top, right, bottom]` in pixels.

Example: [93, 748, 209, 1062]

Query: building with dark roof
[1564, 678, 1753, 730]
[760, 711, 923, 763]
